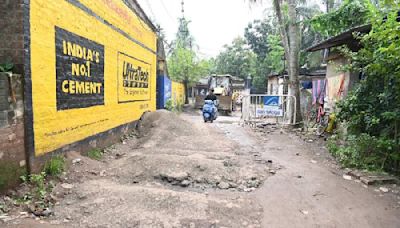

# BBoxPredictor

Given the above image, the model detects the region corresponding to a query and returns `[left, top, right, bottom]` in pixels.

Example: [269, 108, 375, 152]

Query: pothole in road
[110, 153, 272, 192]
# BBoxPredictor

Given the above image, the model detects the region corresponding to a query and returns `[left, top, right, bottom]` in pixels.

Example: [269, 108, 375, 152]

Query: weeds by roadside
[165, 99, 183, 113]
[44, 155, 65, 176]
[327, 134, 398, 175]
[11, 155, 66, 215]
[86, 149, 104, 160]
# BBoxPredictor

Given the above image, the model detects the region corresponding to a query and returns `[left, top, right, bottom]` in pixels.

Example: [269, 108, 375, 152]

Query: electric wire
[159, 0, 176, 23]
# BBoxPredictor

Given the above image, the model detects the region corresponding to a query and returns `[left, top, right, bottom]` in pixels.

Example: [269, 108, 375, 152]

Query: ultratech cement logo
[122, 61, 149, 89]
[117, 52, 151, 103]
[55, 27, 105, 110]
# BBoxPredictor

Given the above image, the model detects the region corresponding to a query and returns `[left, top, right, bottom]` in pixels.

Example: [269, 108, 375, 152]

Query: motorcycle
[202, 100, 218, 123]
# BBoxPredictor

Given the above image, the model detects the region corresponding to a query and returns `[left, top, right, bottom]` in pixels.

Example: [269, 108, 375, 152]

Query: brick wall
[0, 123, 26, 192]
[0, 73, 25, 192]
[0, 0, 26, 191]
[0, 0, 24, 74]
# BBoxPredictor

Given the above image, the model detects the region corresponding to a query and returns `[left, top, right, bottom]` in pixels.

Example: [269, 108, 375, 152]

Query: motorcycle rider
[205, 89, 217, 101]
[203, 89, 218, 122]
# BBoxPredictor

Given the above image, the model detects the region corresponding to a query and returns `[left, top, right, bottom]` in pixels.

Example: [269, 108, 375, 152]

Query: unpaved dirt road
[4, 110, 400, 227]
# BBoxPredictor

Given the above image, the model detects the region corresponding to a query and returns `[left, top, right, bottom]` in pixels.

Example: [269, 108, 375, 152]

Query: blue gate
[157, 75, 172, 109]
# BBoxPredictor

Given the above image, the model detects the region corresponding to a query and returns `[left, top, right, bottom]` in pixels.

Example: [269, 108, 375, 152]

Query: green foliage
[87, 149, 103, 160]
[19, 172, 55, 208]
[43, 155, 65, 176]
[216, 4, 322, 93]
[168, 46, 211, 85]
[264, 35, 285, 73]
[176, 101, 183, 112]
[244, 18, 278, 59]
[311, 0, 372, 38]
[328, 134, 397, 172]
[0, 62, 14, 73]
[165, 99, 183, 113]
[30, 172, 47, 199]
[251, 34, 285, 92]
[0, 58, 14, 73]
[165, 99, 175, 111]
[214, 37, 257, 80]
[168, 15, 211, 91]
[174, 17, 194, 50]
[334, 9, 400, 174]
[20, 172, 46, 201]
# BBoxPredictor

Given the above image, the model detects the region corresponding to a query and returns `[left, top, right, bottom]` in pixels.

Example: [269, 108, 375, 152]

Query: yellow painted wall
[171, 81, 185, 105]
[30, 0, 157, 156]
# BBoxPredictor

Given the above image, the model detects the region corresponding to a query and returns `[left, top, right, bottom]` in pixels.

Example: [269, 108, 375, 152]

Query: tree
[244, 18, 278, 59]
[214, 37, 257, 79]
[215, 3, 321, 95]
[244, 18, 282, 92]
[273, 0, 303, 123]
[244, 5, 322, 75]
[248, 0, 309, 123]
[168, 46, 211, 104]
[311, 0, 373, 38]
[168, 15, 211, 104]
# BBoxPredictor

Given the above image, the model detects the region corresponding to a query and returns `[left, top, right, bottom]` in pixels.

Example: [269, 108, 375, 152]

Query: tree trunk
[183, 79, 189, 104]
[272, 0, 290, 62]
[273, 0, 303, 124]
[287, 0, 302, 124]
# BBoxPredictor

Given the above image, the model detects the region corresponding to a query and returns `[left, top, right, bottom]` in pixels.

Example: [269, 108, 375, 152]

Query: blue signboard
[264, 96, 280, 106]
[257, 96, 283, 117]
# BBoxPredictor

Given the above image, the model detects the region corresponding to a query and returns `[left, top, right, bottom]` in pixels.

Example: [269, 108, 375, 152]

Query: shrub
[328, 134, 398, 173]
[87, 149, 103, 160]
[331, 9, 400, 175]
[43, 155, 65, 176]
[165, 99, 175, 111]
[165, 99, 183, 113]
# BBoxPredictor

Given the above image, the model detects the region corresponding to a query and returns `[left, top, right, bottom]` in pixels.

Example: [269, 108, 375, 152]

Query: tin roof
[306, 24, 371, 52]
[307, 11, 400, 52]
[268, 67, 326, 78]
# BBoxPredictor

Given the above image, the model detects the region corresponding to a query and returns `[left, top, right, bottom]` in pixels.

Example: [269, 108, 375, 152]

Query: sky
[137, 0, 323, 58]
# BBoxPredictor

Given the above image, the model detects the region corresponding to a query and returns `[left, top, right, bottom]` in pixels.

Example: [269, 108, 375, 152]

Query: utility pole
[181, 0, 184, 16]
[177, 0, 191, 104]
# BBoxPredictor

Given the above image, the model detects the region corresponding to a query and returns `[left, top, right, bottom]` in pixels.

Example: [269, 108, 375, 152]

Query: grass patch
[43, 155, 65, 176]
[87, 149, 103, 160]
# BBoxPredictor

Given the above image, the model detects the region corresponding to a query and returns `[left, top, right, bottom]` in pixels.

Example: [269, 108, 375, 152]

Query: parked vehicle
[195, 75, 233, 115]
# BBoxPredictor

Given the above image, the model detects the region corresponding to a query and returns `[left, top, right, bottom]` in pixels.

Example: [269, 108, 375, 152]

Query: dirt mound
[138, 110, 195, 137]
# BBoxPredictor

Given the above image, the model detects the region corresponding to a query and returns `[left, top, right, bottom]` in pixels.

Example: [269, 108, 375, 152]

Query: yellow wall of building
[171, 81, 185, 105]
[29, 0, 157, 156]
